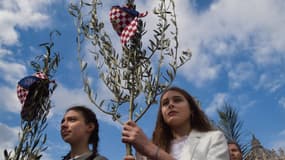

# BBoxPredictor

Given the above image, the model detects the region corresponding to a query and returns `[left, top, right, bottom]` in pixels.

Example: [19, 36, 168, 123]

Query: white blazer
[178, 129, 230, 160]
[136, 129, 230, 160]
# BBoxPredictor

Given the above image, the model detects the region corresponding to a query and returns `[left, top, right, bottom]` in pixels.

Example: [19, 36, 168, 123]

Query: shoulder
[205, 130, 226, 138]
[189, 130, 230, 159]
[189, 129, 228, 149]
[191, 129, 225, 139]
[93, 154, 108, 160]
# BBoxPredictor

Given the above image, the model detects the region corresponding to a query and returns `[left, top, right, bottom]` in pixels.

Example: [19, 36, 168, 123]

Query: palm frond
[216, 103, 250, 156]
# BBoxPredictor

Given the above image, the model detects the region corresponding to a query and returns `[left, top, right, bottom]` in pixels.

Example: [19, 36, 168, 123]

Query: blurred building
[245, 135, 285, 160]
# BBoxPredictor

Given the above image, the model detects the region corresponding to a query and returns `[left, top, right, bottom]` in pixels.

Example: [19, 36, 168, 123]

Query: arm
[121, 120, 175, 160]
[207, 131, 230, 160]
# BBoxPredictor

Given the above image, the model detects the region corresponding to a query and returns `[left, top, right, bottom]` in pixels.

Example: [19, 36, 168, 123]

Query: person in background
[61, 105, 108, 160]
[228, 141, 242, 160]
[122, 86, 230, 160]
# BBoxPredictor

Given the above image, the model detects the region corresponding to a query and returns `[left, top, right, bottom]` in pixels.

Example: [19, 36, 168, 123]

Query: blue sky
[1, 0, 285, 159]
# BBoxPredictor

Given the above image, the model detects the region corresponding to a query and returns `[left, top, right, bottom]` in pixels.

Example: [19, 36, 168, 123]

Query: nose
[167, 101, 174, 109]
[61, 120, 68, 129]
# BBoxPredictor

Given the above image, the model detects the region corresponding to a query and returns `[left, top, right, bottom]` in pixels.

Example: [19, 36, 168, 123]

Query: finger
[122, 135, 132, 143]
[126, 120, 136, 127]
[121, 130, 133, 143]
[121, 137, 129, 143]
[122, 129, 131, 137]
[123, 123, 133, 131]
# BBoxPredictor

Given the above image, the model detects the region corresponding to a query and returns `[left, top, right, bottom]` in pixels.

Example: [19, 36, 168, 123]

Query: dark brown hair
[228, 140, 242, 153]
[62, 105, 99, 160]
[152, 86, 214, 152]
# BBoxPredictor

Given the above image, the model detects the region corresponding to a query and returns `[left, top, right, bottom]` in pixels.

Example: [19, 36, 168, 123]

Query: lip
[61, 130, 70, 137]
[167, 110, 178, 116]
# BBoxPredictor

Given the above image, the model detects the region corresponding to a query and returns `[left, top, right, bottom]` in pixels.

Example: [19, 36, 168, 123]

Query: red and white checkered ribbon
[17, 72, 48, 105]
[17, 85, 28, 104]
[109, 5, 147, 45]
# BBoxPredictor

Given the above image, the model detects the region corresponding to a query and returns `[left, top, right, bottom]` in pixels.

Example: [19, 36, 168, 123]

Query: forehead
[162, 90, 184, 99]
[228, 143, 239, 149]
[64, 110, 83, 118]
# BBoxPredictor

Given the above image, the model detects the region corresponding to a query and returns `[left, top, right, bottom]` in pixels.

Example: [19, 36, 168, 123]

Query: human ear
[87, 123, 95, 132]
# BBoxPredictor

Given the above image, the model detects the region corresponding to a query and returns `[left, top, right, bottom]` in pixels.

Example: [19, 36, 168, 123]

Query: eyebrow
[61, 116, 77, 123]
[162, 95, 183, 101]
[172, 95, 183, 98]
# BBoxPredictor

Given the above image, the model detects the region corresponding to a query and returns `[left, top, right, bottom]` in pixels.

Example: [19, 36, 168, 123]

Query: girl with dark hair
[61, 106, 108, 160]
[122, 87, 230, 160]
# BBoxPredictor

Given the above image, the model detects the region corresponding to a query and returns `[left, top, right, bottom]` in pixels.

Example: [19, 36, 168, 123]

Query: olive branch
[4, 31, 60, 160]
[68, 0, 191, 155]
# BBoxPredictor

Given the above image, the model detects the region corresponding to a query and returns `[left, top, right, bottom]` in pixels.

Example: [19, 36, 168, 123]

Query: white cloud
[0, 123, 55, 160]
[227, 62, 255, 89]
[180, 51, 221, 87]
[0, 0, 56, 116]
[0, 60, 27, 85]
[205, 92, 228, 116]
[50, 82, 120, 129]
[0, 47, 13, 57]
[0, 0, 56, 46]
[73, 0, 285, 89]
[0, 123, 19, 159]
[278, 97, 285, 109]
[0, 86, 21, 113]
[256, 73, 284, 93]
[170, 0, 285, 87]
[0, 54, 27, 113]
[50, 84, 92, 113]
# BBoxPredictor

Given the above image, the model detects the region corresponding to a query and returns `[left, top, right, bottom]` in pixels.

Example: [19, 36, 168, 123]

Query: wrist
[152, 146, 159, 160]
[145, 143, 159, 160]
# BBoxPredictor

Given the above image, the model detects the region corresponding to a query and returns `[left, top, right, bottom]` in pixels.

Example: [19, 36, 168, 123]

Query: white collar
[69, 151, 92, 160]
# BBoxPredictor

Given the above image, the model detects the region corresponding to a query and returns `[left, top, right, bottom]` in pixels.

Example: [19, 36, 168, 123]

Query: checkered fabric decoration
[17, 72, 48, 105]
[109, 5, 147, 45]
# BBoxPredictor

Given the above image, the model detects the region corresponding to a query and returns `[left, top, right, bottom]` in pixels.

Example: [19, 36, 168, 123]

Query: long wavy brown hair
[152, 86, 214, 153]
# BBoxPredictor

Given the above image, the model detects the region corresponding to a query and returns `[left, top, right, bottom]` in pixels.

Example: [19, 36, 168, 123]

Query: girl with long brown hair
[122, 87, 230, 160]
